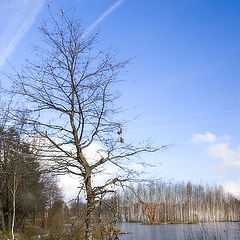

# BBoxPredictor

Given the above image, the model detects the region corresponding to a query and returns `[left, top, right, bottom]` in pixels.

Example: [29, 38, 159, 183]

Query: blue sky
[1, 0, 240, 198]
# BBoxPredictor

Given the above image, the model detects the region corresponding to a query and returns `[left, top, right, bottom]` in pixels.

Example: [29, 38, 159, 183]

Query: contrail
[0, 0, 46, 69]
[83, 0, 124, 37]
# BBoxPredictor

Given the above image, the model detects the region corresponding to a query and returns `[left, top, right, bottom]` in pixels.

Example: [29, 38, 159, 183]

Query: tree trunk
[85, 173, 95, 240]
[11, 192, 15, 240]
[86, 200, 95, 240]
[11, 172, 17, 240]
[0, 197, 6, 232]
[7, 211, 11, 232]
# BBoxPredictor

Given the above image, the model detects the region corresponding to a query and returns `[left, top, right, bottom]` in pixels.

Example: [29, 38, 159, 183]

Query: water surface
[117, 222, 240, 240]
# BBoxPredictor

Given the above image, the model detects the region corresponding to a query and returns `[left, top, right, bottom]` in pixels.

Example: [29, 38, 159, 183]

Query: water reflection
[117, 222, 240, 240]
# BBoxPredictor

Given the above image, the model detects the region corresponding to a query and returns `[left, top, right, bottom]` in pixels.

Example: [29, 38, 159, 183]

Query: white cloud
[26, 136, 115, 200]
[208, 143, 240, 170]
[59, 165, 120, 201]
[191, 132, 217, 143]
[58, 142, 121, 200]
[0, 0, 46, 68]
[59, 174, 80, 201]
[218, 135, 231, 142]
[59, 163, 120, 201]
[222, 181, 240, 199]
[82, 142, 107, 164]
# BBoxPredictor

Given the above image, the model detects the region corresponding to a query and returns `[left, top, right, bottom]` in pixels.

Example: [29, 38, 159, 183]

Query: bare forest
[117, 182, 240, 224]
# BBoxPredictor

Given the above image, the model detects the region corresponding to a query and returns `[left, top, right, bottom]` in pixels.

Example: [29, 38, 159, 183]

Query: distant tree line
[116, 181, 240, 224]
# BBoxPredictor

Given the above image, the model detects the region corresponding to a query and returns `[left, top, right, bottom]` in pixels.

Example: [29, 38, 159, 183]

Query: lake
[117, 222, 240, 240]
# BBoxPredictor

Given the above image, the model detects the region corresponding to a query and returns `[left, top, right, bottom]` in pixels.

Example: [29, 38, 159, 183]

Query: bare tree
[8, 11, 159, 240]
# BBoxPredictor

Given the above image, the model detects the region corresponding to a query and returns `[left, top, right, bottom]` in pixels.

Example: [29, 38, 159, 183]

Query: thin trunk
[99, 197, 103, 239]
[11, 194, 15, 240]
[7, 179, 11, 231]
[11, 172, 16, 240]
